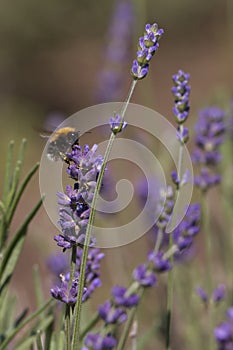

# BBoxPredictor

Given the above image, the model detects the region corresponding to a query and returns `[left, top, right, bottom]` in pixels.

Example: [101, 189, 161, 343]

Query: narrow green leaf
[6, 139, 27, 210]
[36, 331, 44, 350]
[0, 292, 17, 334]
[0, 197, 44, 293]
[14, 308, 29, 328]
[57, 330, 65, 349]
[0, 201, 7, 250]
[0, 299, 53, 350]
[33, 265, 44, 309]
[7, 162, 40, 226]
[6, 161, 21, 207]
[2, 141, 14, 204]
[17, 139, 27, 164]
[44, 317, 55, 350]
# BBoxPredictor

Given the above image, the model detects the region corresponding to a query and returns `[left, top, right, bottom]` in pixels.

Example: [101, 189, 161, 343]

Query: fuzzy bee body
[46, 127, 79, 161]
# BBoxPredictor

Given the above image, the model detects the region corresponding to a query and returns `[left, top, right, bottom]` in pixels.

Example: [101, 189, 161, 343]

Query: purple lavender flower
[195, 284, 226, 306]
[109, 113, 127, 134]
[96, 1, 134, 102]
[54, 144, 103, 250]
[47, 252, 69, 277]
[214, 307, 233, 348]
[83, 333, 117, 350]
[172, 70, 191, 125]
[172, 203, 201, 253]
[51, 274, 87, 305]
[132, 264, 157, 287]
[98, 301, 127, 324]
[155, 186, 175, 229]
[50, 248, 104, 305]
[112, 286, 139, 307]
[195, 286, 208, 304]
[148, 251, 171, 272]
[192, 106, 226, 192]
[131, 23, 164, 80]
[212, 285, 226, 304]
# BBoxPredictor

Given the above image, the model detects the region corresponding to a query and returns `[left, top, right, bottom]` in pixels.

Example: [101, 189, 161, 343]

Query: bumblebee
[46, 127, 79, 162]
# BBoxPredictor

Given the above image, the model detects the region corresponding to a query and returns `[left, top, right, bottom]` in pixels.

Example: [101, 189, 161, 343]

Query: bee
[46, 127, 79, 162]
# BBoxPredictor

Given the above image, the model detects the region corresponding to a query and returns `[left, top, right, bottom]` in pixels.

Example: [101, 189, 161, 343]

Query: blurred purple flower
[47, 252, 69, 277]
[195, 284, 226, 306]
[132, 264, 157, 287]
[192, 106, 226, 192]
[83, 333, 117, 350]
[98, 301, 127, 324]
[215, 307, 233, 348]
[112, 286, 139, 307]
[96, 1, 134, 102]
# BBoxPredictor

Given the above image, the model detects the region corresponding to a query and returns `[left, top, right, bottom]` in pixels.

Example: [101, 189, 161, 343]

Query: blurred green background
[0, 0, 232, 348]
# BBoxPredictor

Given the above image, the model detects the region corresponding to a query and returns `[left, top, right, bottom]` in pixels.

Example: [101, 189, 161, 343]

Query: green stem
[65, 246, 77, 350]
[165, 233, 174, 350]
[71, 80, 138, 350]
[201, 193, 212, 293]
[117, 289, 143, 350]
[65, 305, 71, 350]
[165, 134, 184, 350]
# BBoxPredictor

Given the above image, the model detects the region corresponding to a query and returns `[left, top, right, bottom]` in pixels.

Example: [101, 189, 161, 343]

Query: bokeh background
[0, 0, 233, 348]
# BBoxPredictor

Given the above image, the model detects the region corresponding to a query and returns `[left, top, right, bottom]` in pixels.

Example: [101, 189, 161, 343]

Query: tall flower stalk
[192, 107, 226, 292]
[69, 22, 164, 349]
[166, 70, 191, 350]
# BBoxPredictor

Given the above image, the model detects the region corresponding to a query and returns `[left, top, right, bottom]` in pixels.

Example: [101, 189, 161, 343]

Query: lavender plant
[0, 15, 232, 350]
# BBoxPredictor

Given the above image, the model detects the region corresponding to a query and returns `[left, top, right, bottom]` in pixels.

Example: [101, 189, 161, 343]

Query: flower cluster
[109, 113, 127, 135]
[214, 307, 233, 349]
[131, 23, 164, 80]
[195, 284, 226, 306]
[50, 248, 104, 305]
[54, 144, 103, 250]
[82, 247, 172, 349]
[153, 186, 201, 258]
[172, 203, 201, 254]
[171, 70, 191, 188]
[192, 106, 226, 192]
[172, 70, 191, 127]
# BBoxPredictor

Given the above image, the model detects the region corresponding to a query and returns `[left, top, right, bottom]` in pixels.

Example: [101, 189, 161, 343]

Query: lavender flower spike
[192, 106, 226, 192]
[54, 144, 103, 250]
[172, 70, 191, 125]
[131, 22, 164, 80]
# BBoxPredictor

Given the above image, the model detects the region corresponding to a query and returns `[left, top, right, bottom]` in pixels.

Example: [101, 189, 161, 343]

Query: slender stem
[201, 193, 212, 292]
[120, 80, 137, 121]
[202, 193, 213, 293]
[65, 305, 71, 350]
[165, 233, 174, 350]
[65, 246, 77, 350]
[177, 145, 184, 189]
[165, 134, 184, 350]
[117, 289, 143, 350]
[154, 228, 163, 253]
[71, 80, 138, 350]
